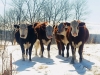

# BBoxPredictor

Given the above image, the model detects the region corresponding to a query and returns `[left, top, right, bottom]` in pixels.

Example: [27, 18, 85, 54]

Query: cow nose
[21, 35, 25, 37]
[47, 35, 53, 39]
[73, 32, 77, 37]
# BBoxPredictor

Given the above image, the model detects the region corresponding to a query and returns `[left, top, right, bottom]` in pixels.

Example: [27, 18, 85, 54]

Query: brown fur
[69, 21, 89, 63]
[34, 22, 53, 58]
[53, 22, 70, 57]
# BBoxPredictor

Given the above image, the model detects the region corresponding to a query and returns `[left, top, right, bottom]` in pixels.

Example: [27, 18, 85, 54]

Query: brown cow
[53, 22, 70, 57]
[33, 22, 53, 58]
[69, 20, 89, 63]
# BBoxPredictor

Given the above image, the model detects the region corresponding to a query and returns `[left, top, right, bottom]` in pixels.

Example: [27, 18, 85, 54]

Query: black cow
[14, 24, 37, 61]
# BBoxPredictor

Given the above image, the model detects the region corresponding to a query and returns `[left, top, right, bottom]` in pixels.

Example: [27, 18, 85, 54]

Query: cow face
[19, 24, 28, 39]
[70, 20, 79, 37]
[57, 22, 68, 35]
[46, 25, 53, 39]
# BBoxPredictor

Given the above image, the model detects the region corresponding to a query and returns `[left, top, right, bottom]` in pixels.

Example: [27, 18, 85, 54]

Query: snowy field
[0, 24, 100, 75]
[1, 43, 100, 75]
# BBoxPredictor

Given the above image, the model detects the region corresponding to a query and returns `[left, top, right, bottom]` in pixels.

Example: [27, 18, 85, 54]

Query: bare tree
[63, 0, 73, 21]
[1, 0, 90, 25]
[73, 0, 89, 20]
[1, 0, 7, 47]
[11, 0, 26, 24]
[52, 0, 64, 24]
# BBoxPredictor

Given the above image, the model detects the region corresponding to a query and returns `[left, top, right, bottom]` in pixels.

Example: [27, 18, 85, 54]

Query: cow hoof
[41, 55, 43, 58]
[35, 54, 38, 56]
[79, 60, 82, 63]
[70, 60, 74, 64]
[48, 56, 50, 58]
[59, 52, 61, 55]
[67, 55, 69, 58]
[29, 59, 32, 61]
[22, 58, 25, 61]
[62, 53, 64, 57]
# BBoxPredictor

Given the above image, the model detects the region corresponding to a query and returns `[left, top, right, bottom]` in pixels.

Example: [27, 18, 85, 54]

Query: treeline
[0, 0, 89, 26]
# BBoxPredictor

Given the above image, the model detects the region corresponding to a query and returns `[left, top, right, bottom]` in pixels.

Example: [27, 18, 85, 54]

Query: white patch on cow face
[23, 42, 31, 49]
[46, 25, 53, 39]
[42, 39, 51, 46]
[72, 41, 82, 48]
[19, 24, 28, 39]
[71, 20, 79, 37]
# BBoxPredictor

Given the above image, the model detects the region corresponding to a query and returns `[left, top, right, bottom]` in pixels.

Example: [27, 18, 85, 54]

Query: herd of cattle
[14, 20, 89, 64]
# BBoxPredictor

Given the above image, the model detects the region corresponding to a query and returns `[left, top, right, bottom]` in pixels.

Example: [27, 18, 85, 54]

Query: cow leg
[29, 45, 33, 61]
[26, 49, 28, 59]
[78, 44, 84, 63]
[71, 46, 76, 64]
[34, 39, 40, 56]
[61, 42, 65, 57]
[47, 42, 51, 58]
[57, 41, 62, 55]
[40, 41, 44, 57]
[66, 43, 69, 58]
[20, 45, 25, 61]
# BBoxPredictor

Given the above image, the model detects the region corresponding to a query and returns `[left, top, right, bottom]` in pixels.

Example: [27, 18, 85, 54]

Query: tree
[63, 0, 73, 21]
[11, 0, 26, 24]
[73, 0, 89, 20]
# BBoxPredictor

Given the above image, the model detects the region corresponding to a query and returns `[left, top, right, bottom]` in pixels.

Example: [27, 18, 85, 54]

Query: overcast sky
[0, 0, 100, 24]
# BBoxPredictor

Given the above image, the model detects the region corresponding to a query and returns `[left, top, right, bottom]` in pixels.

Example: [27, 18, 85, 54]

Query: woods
[0, 0, 89, 25]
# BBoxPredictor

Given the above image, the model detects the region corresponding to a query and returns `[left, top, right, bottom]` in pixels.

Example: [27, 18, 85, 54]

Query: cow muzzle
[47, 35, 53, 39]
[72, 32, 78, 37]
[21, 35, 25, 37]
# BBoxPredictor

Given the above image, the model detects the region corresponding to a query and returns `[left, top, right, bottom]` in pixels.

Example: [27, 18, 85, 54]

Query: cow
[53, 22, 70, 57]
[12, 25, 19, 45]
[69, 20, 89, 63]
[33, 22, 53, 58]
[14, 24, 37, 61]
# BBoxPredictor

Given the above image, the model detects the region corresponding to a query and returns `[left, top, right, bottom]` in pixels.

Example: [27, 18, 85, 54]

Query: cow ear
[53, 25, 55, 29]
[62, 23, 66, 28]
[28, 25, 33, 29]
[66, 22, 70, 26]
[79, 22, 85, 26]
[14, 25, 19, 28]
[63, 22, 67, 26]
[33, 22, 38, 28]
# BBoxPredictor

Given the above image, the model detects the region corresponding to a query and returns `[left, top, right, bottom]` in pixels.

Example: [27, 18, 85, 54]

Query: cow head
[57, 22, 70, 35]
[70, 20, 80, 37]
[14, 24, 32, 39]
[14, 24, 19, 32]
[45, 22, 53, 39]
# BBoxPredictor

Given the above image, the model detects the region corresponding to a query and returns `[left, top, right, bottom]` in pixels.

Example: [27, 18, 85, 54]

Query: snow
[1, 44, 100, 75]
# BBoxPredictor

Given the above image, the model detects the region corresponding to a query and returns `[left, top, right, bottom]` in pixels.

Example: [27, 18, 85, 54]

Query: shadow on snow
[13, 59, 36, 71]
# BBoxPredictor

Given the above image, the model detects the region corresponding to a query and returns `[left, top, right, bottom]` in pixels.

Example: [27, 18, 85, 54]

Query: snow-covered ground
[2, 44, 100, 75]
[0, 24, 100, 75]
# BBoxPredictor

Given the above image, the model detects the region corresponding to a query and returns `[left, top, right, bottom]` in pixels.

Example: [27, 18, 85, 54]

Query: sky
[0, 0, 100, 24]
[86, 0, 100, 24]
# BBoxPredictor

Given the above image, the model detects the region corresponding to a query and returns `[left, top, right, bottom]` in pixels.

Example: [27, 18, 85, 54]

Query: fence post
[2, 52, 3, 75]
[10, 53, 12, 75]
